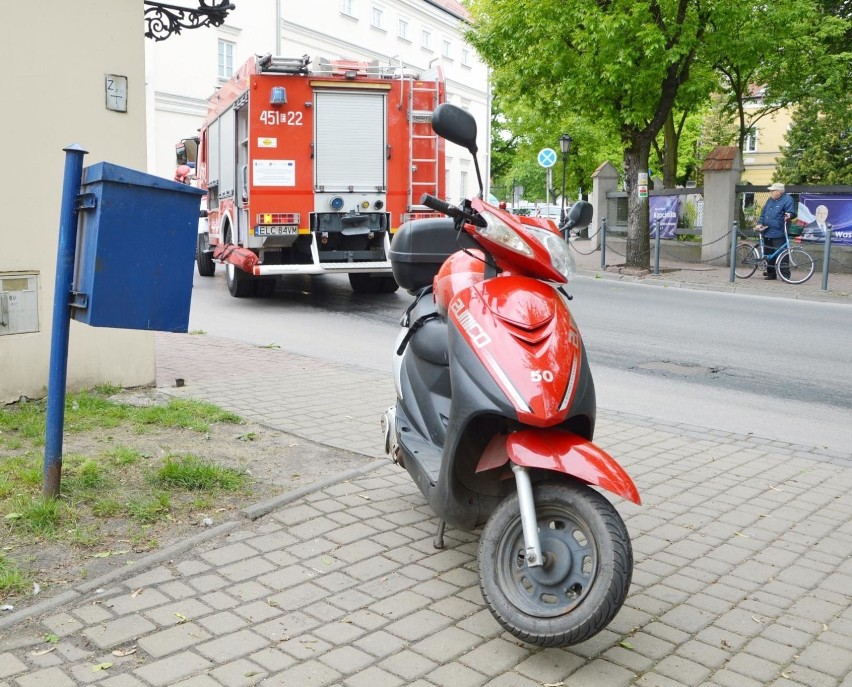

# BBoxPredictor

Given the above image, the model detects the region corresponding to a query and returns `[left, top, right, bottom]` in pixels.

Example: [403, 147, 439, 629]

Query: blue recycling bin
[71, 162, 204, 332]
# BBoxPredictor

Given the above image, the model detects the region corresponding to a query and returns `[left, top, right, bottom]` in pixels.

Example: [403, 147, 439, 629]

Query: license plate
[255, 225, 298, 236]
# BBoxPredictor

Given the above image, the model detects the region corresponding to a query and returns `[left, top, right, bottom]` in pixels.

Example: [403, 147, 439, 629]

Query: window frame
[217, 38, 234, 80]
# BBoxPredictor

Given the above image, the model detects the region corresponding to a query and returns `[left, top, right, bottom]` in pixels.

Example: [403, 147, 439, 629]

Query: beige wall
[741, 107, 793, 185]
[0, 1, 155, 403]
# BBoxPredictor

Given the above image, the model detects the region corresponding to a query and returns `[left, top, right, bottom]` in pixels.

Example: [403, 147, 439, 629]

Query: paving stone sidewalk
[568, 238, 852, 304]
[1, 341, 850, 686]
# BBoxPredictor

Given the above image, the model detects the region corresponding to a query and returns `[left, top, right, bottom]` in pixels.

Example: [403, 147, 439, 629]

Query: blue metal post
[821, 224, 832, 291]
[44, 145, 88, 499]
[653, 220, 661, 275]
[600, 219, 607, 270]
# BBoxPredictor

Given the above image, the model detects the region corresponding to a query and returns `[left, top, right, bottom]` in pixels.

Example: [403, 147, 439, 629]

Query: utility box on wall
[71, 162, 204, 332]
[0, 273, 39, 336]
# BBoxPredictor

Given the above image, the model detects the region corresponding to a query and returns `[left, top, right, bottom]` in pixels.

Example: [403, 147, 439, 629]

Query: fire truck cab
[187, 53, 446, 297]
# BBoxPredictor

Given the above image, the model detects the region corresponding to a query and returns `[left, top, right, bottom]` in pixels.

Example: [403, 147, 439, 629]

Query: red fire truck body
[193, 54, 446, 296]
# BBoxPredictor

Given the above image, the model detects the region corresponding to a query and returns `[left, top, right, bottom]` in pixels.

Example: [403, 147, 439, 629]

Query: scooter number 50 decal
[530, 370, 555, 383]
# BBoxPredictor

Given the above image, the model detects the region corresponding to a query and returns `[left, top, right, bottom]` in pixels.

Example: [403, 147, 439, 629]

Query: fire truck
[181, 53, 446, 297]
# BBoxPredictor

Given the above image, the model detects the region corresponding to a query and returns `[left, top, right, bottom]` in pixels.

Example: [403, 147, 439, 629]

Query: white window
[422, 29, 431, 50]
[744, 127, 758, 152]
[460, 170, 468, 202]
[340, 0, 356, 18]
[217, 39, 234, 79]
[442, 39, 452, 59]
[371, 5, 384, 29]
[398, 18, 410, 40]
[461, 49, 471, 66]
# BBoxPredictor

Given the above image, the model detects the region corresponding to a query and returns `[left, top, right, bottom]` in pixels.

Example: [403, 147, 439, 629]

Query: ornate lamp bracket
[144, 1, 236, 42]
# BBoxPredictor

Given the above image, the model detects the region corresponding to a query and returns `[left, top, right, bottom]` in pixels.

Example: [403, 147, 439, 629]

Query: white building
[145, 0, 491, 202]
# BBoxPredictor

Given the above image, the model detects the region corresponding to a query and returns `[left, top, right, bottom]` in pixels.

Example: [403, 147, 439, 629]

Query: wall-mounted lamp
[144, 1, 235, 42]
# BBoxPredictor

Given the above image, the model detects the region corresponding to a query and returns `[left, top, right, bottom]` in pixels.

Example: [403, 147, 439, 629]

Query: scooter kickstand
[433, 519, 446, 549]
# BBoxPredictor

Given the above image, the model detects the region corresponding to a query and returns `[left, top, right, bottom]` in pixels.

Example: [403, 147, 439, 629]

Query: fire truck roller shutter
[314, 91, 387, 193]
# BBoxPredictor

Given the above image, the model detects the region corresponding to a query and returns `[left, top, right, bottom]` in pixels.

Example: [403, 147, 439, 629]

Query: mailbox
[71, 162, 204, 332]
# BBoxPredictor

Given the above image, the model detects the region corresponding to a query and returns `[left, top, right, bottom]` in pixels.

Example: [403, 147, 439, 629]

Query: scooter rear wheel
[478, 480, 632, 647]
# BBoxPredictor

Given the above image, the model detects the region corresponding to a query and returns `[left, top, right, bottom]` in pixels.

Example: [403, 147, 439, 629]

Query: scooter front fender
[477, 428, 641, 505]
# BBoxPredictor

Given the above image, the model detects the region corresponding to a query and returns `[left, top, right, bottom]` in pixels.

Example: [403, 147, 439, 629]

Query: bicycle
[733, 223, 815, 284]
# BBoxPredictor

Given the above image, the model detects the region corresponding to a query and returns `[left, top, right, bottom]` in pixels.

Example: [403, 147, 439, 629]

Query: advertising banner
[649, 195, 681, 239]
[796, 195, 852, 245]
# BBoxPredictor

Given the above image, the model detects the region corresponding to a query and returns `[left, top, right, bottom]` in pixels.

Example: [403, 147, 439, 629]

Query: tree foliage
[466, 0, 713, 267]
[775, 95, 852, 184]
[466, 0, 845, 268]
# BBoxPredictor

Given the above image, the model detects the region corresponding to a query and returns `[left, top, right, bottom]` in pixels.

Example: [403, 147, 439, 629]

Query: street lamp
[560, 134, 573, 231]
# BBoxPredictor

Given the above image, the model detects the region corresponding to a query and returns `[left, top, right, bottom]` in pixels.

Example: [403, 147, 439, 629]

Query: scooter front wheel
[478, 480, 632, 647]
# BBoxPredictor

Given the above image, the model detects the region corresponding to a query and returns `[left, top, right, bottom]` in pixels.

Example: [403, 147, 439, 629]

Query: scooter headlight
[475, 211, 534, 257]
[525, 226, 576, 280]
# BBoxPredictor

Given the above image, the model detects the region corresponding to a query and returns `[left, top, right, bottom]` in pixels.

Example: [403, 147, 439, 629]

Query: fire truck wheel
[225, 228, 254, 298]
[348, 273, 382, 294]
[196, 233, 216, 277]
[379, 276, 400, 293]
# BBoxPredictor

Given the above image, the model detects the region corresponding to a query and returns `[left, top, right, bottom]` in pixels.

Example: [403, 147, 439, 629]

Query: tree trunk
[623, 139, 651, 270]
[663, 113, 677, 189]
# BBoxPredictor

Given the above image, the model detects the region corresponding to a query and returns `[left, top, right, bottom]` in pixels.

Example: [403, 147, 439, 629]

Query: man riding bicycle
[755, 182, 796, 280]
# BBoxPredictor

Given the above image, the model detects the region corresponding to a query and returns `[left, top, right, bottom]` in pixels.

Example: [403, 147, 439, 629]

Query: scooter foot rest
[398, 430, 442, 486]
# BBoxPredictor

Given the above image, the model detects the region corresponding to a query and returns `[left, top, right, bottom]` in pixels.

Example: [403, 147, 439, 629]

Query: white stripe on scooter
[559, 356, 580, 412]
[480, 349, 533, 414]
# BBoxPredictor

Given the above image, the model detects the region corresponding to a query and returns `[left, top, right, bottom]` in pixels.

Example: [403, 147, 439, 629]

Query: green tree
[775, 95, 852, 184]
[707, 0, 847, 152]
[466, 0, 712, 267]
[466, 0, 842, 268]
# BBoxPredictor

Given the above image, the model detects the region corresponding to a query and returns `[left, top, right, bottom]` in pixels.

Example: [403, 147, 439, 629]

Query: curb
[574, 268, 851, 304]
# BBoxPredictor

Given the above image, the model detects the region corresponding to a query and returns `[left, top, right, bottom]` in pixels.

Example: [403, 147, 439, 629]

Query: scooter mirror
[431, 103, 478, 154]
[564, 200, 594, 230]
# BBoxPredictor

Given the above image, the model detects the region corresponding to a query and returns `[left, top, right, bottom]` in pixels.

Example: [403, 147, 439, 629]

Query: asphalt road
[187, 270, 852, 453]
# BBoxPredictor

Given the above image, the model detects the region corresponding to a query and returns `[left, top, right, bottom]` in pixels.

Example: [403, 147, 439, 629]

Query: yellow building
[740, 93, 794, 185]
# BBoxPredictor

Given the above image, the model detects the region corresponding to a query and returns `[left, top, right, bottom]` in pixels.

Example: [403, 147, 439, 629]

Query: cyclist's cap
[768, 182, 785, 192]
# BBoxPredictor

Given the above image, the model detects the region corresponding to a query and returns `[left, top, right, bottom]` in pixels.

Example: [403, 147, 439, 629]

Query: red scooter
[382, 103, 640, 647]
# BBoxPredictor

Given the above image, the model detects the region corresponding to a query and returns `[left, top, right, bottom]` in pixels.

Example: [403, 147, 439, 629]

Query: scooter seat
[409, 318, 449, 366]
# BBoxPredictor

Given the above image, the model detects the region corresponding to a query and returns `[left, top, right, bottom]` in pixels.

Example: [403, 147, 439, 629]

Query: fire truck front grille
[257, 213, 300, 225]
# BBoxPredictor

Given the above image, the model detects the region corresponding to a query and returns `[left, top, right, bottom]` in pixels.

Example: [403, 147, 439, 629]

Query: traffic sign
[537, 148, 557, 168]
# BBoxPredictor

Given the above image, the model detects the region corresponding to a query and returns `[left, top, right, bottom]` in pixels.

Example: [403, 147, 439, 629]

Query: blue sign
[538, 148, 557, 168]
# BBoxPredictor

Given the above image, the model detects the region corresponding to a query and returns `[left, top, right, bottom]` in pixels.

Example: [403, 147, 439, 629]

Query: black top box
[389, 217, 461, 292]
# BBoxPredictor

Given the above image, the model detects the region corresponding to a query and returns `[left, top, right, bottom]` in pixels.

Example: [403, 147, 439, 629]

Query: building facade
[145, 0, 491, 201]
[0, 1, 154, 403]
[740, 93, 794, 186]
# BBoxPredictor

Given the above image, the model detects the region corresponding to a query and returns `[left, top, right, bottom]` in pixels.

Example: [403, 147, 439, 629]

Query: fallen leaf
[32, 647, 56, 656]
[358, 493, 371, 500]
[131, 588, 144, 598]
[112, 647, 137, 657]
[175, 612, 190, 624]
[44, 633, 60, 644]
[4, 513, 22, 520]
[544, 683, 565, 687]
[734, 531, 750, 538]
[92, 662, 113, 672]
[752, 615, 765, 624]
[619, 640, 634, 650]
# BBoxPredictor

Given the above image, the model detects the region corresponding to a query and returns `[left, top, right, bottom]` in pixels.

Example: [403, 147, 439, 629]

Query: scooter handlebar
[421, 194, 486, 228]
